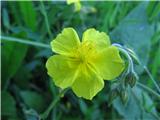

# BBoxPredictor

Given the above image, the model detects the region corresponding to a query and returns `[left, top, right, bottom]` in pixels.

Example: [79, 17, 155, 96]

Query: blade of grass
[40, 1, 52, 39]
[19, 1, 37, 31]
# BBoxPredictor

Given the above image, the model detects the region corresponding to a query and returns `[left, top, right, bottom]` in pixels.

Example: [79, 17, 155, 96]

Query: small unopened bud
[125, 72, 138, 88]
[120, 89, 128, 105]
[108, 88, 118, 105]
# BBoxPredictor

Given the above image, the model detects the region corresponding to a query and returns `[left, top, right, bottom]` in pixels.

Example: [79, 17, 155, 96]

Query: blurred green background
[1, 1, 160, 120]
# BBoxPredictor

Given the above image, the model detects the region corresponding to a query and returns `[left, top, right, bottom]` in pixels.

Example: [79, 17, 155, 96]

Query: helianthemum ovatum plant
[46, 28, 125, 100]
[21, 27, 159, 120]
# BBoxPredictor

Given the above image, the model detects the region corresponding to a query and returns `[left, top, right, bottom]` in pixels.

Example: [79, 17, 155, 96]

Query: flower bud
[120, 89, 128, 105]
[125, 72, 138, 88]
[108, 88, 119, 105]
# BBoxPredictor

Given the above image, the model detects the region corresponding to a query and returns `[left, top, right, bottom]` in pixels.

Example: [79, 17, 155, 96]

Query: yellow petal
[51, 28, 80, 56]
[82, 28, 110, 51]
[67, 0, 80, 4]
[72, 64, 104, 100]
[74, 2, 81, 12]
[46, 55, 79, 89]
[91, 46, 125, 80]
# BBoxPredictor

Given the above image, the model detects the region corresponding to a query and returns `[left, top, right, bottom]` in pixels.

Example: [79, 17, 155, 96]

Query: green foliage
[111, 2, 153, 73]
[1, 91, 17, 117]
[2, 32, 28, 89]
[113, 87, 158, 120]
[18, 1, 37, 31]
[20, 90, 46, 113]
[2, 8, 10, 29]
[147, 1, 160, 22]
[1, 1, 160, 120]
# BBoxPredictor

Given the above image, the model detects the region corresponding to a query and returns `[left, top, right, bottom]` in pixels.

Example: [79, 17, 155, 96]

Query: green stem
[1, 36, 50, 48]
[40, 89, 68, 120]
[143, 66, 160, 93]
[113, 43, 160, 93]
[137, 82, 160, 99]
[40, 1, 52, 39]
[112, 43, 134, 73]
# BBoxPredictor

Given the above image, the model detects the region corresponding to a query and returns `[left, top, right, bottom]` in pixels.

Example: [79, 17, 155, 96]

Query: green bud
[130, 72, 138, 87]
[120, 89, 128, 105]
[125, 72, 138, 88]
[108, 88, 119, 105]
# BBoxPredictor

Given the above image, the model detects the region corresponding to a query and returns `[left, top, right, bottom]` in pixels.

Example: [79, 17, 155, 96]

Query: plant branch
[113, 43, 160, 93]
[1, 36, 50, 49]
[40, 88, 68, 120]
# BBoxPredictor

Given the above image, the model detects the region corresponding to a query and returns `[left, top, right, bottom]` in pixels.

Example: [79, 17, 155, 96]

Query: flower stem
[1, 36, 50, 49]
[137, 82, 160, 99]
[40, 89, 68, 120]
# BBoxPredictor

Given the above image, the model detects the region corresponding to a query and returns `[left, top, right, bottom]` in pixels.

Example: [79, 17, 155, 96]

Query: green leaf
[113, 87, 159, 119]
[151, 44, 160, 79]
[2, 8, 10, 29]
[100, 2, 115, 31]
[79, 99, 88, 115]
[24, 109, 39, 120]
[18, 1, 37, 31]
[2, 32, 28, 89]
[8, 2, 22, 25]
[147, 1, 160, 22]
[14, 65, 31, 89]
[1, 91, 17, 117]
[20, 90, 46, 113]
[110, 2, 153, 73]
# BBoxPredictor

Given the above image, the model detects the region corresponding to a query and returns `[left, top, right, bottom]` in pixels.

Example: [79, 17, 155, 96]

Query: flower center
[76, 41, 95, 64]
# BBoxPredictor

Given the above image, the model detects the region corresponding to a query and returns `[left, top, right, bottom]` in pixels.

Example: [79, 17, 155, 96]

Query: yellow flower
[67, 0, 81, 12]
[46, 28, 124, 100]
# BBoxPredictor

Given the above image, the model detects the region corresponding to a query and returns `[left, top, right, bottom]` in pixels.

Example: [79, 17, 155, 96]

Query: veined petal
[51, 28, 80, 56]
[46, 55, 79, 89]
[91, 46, 125, 80]
[82, 28, 110, 51]
[72, 64, 104, 100]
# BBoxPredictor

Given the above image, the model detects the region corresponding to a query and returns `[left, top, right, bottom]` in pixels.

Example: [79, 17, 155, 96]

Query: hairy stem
[113, 43, 160, 93]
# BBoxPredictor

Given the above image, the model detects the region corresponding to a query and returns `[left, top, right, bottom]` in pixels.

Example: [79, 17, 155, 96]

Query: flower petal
[72, 64, 104, 100]
[74, 1, 81, 12]
[46, 55, 79, 89]
[67, 0, 80, 4]
[91, 46, 125, 80]
[51, 28, 80, 56]
[82, 28, 110, 51]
